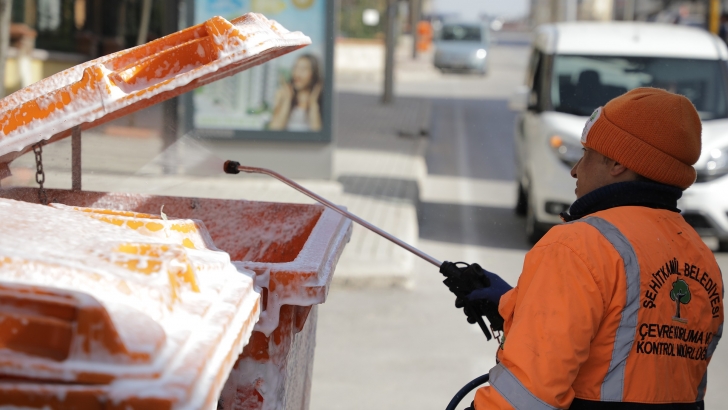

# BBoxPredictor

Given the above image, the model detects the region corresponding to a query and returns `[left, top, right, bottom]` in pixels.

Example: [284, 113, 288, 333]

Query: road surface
[311, 40, 728, 410]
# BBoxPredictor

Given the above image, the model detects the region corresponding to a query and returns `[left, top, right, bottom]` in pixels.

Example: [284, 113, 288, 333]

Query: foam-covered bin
[0, 11, 343, 409]
[0, 188, 352, 409]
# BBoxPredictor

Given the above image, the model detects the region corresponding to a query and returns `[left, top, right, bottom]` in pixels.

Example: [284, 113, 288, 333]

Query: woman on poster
[269, 54, 323, 131]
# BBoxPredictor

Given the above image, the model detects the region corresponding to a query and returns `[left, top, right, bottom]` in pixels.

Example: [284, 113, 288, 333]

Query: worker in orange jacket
[459, 88, 724, 409]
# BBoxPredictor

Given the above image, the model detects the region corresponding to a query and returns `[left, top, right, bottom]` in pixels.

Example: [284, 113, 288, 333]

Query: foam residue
[51, 203, 221, 252]
[0, 197, 261, 409]
[235, 204, 353, 336]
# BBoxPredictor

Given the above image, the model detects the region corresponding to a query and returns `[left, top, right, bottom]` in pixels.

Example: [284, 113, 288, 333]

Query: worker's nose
[570, 158, 580, 179]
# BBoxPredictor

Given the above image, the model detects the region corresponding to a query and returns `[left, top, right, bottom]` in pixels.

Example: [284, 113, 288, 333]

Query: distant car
[433, 21, 490, 75]
[510, 22, 728, 250]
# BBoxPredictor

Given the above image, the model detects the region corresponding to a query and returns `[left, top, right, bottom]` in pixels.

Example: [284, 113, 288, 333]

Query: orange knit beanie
[580, 87, 701, 189]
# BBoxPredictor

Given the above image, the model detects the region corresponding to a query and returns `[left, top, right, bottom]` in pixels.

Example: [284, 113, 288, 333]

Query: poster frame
[182, 0, 334, 143]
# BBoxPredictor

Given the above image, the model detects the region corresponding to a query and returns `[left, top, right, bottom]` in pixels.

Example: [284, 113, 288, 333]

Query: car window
[550, 55, 728, 120]
[441, 24, 482, 42]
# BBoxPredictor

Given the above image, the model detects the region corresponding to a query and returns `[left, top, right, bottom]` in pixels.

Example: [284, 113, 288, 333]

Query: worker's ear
[609, 161, 630, 177]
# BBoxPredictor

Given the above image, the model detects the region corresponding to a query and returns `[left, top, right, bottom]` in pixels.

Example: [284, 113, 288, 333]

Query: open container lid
[0, 12, 310, 166]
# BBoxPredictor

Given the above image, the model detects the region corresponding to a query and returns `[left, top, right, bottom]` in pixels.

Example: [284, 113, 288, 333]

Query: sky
[431, 0, 530, 20]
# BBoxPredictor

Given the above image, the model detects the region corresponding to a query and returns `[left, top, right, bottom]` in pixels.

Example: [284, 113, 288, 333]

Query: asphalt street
[311, 42, 728, 410]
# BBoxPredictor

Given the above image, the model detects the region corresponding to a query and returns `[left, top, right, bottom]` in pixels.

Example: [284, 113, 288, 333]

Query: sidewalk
[333, 92, 430, 286]
[2, 79, 432, 288]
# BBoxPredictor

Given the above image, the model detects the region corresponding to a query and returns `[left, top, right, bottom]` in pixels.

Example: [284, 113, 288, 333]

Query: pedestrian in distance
[460, 88, 724, 409]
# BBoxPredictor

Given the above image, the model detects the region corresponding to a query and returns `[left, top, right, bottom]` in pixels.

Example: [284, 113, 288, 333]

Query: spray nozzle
[223, 160, 241, 174]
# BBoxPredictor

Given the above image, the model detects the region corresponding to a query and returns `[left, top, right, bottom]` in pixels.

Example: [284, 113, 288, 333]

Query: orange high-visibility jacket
[475, 206, 724, 409]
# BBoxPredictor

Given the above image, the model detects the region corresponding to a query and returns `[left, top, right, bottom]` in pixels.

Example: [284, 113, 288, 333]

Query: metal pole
[224, 161, 443, 267]
[137, 0, 153, 45]
[382, 0, 397, 104]
[624, 0, 635, 20]
[564, 0, 577, 21]
[551, 0, 559, 22]
[162, 0, 180, 174]
[72, 126, 82, 190]
[0, 0, 12, 99]
[410, 0, 419, 59]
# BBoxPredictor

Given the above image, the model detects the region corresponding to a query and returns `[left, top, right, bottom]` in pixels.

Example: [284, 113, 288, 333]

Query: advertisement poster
[192, 0, 331, 141]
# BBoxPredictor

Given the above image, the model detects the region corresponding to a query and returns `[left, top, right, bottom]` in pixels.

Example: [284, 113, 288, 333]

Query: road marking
[421, 175, 517, 208]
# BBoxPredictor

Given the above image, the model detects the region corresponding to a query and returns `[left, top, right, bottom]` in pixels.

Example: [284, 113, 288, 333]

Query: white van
[510, 22, 728, 250]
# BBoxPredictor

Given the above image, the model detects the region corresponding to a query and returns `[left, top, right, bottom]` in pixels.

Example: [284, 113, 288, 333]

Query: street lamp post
[162, 0, 181, 174]
[382, 0, 397, 104]
[624, 0, 635, 20]
[410, 0, 419, 59]
[0, 0, 11, 99]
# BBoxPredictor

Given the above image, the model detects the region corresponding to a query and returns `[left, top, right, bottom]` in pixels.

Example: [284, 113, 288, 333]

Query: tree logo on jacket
[670, 279, 691, 323]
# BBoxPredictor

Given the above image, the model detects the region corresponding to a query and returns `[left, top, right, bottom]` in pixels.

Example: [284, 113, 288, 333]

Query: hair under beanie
[580, 87, 701, 189]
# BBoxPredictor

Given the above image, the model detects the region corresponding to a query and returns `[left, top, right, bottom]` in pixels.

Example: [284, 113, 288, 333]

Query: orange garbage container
[0, 12, 352, 410]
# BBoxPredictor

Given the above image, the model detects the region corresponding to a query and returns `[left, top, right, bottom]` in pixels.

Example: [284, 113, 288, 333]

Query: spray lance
[224, 161, 498, 409]
[224, 161, 503, 339]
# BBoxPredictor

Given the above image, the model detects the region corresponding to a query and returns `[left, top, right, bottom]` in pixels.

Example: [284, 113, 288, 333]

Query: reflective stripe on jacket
[474, 206, 724, 409]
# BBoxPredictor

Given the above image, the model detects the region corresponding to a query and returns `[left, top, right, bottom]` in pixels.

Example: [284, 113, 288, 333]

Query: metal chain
[33, 143, 48, 205]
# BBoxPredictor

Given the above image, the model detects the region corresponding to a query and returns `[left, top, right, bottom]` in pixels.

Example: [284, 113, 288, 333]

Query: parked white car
[510, 22, 728, 250]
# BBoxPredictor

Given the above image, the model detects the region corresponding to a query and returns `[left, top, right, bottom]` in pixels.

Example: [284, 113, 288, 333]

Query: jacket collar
[560, 181, 683, 223]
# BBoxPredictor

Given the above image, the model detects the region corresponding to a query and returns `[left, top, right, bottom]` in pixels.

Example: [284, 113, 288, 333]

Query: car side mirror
[528, 90, 539, 110]
[509, 86, 530, 111]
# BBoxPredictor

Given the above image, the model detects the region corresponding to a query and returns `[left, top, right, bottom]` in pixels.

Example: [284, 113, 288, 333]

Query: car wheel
[525, 193, 547, 244]
[515, 183, 527, 216]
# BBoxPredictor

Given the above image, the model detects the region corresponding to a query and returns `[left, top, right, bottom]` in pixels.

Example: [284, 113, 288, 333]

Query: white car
[510, 22, 728, 250]
[433, 21, 490, 75]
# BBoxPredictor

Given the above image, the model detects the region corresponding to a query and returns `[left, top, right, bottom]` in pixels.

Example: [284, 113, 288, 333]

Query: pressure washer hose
[446, 373, 490, 410]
